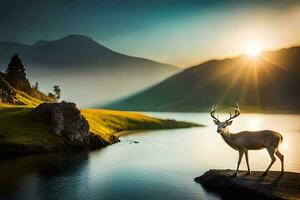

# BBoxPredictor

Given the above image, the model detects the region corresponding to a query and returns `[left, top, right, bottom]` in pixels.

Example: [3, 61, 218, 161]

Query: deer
[210, 103, 284, 177]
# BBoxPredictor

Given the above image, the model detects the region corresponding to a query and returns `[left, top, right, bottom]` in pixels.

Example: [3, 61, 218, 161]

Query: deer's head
[210, 103, 240, 134]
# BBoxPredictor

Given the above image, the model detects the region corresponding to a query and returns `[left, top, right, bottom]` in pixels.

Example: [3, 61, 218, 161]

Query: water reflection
[0, 113, 299, 200]
[0, 152, 89, 199]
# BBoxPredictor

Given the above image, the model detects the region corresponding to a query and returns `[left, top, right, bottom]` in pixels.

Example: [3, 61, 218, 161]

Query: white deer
[210, 103, 284, 177]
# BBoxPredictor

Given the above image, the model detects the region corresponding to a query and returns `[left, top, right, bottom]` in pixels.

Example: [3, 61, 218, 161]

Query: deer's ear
[226, 120, 233, 125]
[213, 119, 219, 125]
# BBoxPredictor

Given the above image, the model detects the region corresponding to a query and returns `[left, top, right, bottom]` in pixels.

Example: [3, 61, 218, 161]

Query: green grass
[0, 106, 200, 155]
[81, 109, 200, 142]
[0, 107, 70, 155]
[15, 90, 42, 107]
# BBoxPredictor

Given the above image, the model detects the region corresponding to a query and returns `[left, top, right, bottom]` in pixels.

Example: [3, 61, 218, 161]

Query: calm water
[1, 113, 300, 200]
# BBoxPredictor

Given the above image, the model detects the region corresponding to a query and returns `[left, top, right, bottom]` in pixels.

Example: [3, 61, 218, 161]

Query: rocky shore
[195, 169, 300, 200]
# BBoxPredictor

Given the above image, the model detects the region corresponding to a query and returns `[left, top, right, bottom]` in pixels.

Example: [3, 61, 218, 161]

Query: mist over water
[27, 65, 178, 107]
[1, 113, 299, 200]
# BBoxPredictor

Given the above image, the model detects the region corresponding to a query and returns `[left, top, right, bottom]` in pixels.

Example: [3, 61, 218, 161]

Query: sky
[1, 0, 300, 67]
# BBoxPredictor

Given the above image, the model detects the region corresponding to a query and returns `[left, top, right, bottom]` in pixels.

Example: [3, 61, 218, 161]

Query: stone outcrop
[32, 101, 108, 150]
[195, 169, 300, 200]
[0, 74, 20, 104]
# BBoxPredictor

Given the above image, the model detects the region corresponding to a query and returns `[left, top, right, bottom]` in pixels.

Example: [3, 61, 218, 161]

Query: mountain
[0, 35, 180, 106]
[107, 46, 300, 112]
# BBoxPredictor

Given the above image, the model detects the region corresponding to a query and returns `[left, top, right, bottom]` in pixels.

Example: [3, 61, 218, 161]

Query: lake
[1, 113, 300, 200]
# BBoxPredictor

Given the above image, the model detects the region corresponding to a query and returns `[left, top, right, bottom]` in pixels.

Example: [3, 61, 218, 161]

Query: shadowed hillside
[0, 55, 56, 106]
[107, 46, 300, 112]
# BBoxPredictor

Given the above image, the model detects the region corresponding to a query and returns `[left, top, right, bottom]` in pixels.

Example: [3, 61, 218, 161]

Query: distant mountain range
[0, 34, 180, 106]
[107, 46, 300, 112]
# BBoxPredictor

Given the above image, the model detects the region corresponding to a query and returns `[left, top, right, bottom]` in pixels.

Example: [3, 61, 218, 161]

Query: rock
[0, 74, 20, 104]
[195, 169, 300, 200]
[89, 132, 109, 150]
[129, 140, 139, 144]
[32, 101, 105, 149]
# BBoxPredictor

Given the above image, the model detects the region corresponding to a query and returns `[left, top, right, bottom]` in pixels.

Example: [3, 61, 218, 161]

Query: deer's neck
[220, 128, 238, 150]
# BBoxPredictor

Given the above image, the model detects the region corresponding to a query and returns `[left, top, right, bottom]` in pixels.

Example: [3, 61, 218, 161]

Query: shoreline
[0, 126, 198, 157]
[0, 107, 201, 156]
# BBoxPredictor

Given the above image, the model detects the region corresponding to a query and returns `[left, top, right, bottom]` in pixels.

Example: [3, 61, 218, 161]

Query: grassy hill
[0, 107, 69, 155]
[0, 106, 199, 155]
[14, 90, 43, 107]
[107, 46, 300, 112]
[0, 58, 198, 155]
[0, 62, 56, 105]
[0, 89, 42, 108]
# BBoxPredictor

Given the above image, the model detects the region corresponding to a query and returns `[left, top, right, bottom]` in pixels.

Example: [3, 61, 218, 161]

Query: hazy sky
[1, 0, 300, 67]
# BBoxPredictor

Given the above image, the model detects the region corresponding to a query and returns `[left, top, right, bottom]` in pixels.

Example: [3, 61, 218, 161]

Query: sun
[246, 43, 262, 58]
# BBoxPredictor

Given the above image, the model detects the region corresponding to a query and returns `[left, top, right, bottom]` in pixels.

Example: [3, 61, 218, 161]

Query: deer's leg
[245, 150, 251, 174]
[233, 150, 244, 177]
[275, 149, 284, 174]
[263, 147, 276, 176]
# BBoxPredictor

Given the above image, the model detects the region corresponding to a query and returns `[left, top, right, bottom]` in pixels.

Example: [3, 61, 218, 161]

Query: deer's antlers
[210, 104, 220, 122]
[226, 102, 240, 123]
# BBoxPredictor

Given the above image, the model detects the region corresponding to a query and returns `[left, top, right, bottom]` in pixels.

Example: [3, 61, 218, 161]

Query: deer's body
[221, 129, 283, 151]
[211, 104, 284, 177]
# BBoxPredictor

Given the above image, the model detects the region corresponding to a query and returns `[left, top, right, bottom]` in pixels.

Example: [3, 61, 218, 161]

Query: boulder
[32, 101, 106, 149]
[195, 169, 300, 200]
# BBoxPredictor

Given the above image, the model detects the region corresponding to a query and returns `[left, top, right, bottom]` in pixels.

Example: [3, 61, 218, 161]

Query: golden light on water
[280, 137, 289, 150]
[246, 116, 262, 131]
[246, 43, 262, 58]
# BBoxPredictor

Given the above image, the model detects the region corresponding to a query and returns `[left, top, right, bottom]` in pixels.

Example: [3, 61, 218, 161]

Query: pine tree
[5, 54, 31, 92]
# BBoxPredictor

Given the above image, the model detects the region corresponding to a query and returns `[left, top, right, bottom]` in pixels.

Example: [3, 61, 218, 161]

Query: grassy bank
[0, 107, 69, 155]
[0, 106, 200, 155]
[81, 109, 200, 142]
